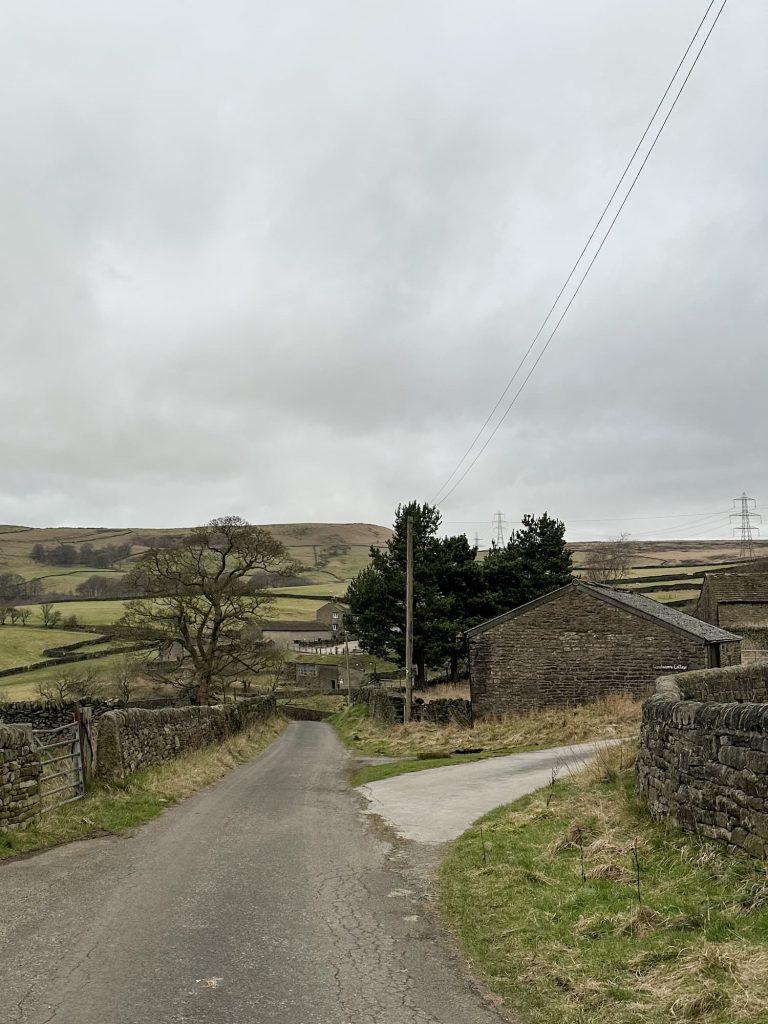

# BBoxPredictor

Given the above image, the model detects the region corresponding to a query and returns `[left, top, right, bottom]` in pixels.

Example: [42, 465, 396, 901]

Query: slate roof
[467, 580, 741, 643]
[261, 620, 333, 632]
[698, 573, 768, 603]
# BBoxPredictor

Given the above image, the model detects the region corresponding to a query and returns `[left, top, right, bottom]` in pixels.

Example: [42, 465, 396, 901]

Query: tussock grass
[335, 694, 641, 760]
[0, 717, 285, 862]
[419, 683, 471, 702]
[440, 745, 768, 1024]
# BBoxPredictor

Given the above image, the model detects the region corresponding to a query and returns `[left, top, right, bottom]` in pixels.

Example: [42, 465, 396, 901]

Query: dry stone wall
[351, 687, 472, 726]
[94, 695, 277, 779]
[637, 667, 768, 858]
[0, 725, 42, 828]
[0, 700, 79, 729]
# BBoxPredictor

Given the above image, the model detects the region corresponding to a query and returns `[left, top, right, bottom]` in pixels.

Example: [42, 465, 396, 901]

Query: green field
[8, 593, 332, 632]
[37, 600, 127, 626]
[0, 626, 101, 671]
[265, 596, 327, 620]
[0, 649, 152, 701]
[271, 582, 348, 599]
[637, 589, 701, 605]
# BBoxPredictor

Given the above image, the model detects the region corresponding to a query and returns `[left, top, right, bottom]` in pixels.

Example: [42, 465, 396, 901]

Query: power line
[444, 508, 730, 525]
[432, 0, 729, 507]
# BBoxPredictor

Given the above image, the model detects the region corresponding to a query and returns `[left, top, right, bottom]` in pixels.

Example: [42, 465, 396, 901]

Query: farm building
[260, 621, 335, 649]
[693, 571, 768, 664]
[294, 662, 342, 689]
[468, 581, 741, 717]
[262, 601, 349, 649]
[315, 602, 347, 636]
[693, 573, 768, 630]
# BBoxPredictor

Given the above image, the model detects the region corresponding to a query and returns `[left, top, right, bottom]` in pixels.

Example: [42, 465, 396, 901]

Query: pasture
[0, 626, 101, 671]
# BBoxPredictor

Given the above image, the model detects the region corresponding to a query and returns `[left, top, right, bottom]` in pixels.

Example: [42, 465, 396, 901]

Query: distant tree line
[30, 541, 132, 568]
[74, 574, 145, 599]
[0, 573, 44, 602]
[346, 502, 573, 684]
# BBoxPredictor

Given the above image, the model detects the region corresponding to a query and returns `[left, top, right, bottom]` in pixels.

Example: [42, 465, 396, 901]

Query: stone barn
[693, 572, 768, 664]
[468, 581, 741, 717]
[294, 662, 342, 689]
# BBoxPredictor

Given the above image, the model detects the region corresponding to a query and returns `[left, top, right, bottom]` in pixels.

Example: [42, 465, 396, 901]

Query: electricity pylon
[730, 492, 761, 560]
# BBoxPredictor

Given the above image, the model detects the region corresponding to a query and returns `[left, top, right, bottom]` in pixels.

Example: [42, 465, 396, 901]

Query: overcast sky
[1, 1, 765, 541]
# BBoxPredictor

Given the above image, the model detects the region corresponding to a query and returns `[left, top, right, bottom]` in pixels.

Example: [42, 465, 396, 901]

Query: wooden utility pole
[404, 514, 414, 724]
[345, 635, 352, 707]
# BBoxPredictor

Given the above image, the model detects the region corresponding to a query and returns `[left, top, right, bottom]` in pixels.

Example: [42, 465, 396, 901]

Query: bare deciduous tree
[582, 534, 636, 584]
[113, 653, 144, 704]
[38, 667, 102, 703]
[121, 517, 300, 705]
[40, 603, 63, 629]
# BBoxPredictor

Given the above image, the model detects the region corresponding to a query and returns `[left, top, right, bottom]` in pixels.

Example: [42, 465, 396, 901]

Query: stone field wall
[0, 725, 42, 828]
[94, 694, 277, 779]
[637, 665, 768, 858]
[352, 687, 472, 726]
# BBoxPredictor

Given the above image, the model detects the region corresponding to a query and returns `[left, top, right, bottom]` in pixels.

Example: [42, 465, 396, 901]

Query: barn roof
[697, 573, 768, 604]
[261, 620, 333, 632]
[467, 580, 741, 644]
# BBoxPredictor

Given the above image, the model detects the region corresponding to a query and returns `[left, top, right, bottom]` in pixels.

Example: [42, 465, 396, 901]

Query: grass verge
[439, 745, 768, 1024]
[332, 695, 641, 785]
[0, 716, 286, 862]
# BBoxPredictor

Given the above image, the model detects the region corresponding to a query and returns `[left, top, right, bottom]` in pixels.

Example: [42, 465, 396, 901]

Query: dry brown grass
[419, 683, 471, 702]
[342, 693, 641, 759]
[639, 942, 768, 1021]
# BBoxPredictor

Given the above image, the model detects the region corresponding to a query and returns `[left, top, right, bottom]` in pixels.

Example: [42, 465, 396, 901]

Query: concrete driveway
[359, 741, 612, 843]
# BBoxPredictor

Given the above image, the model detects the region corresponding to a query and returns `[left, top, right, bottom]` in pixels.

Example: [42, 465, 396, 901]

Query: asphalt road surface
[360, 741, 612, 843]
[0, 723, 508, 1024]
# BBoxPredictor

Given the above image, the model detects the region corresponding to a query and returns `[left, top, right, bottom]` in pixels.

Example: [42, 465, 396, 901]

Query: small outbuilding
[693, 572, 768, 632]
[468, 580, 741, 717]
[294, 662, 342, 689]
[693, 570, 768, 665]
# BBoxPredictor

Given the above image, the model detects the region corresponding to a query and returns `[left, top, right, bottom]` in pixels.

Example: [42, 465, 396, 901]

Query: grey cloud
[1, 0, 766, 539]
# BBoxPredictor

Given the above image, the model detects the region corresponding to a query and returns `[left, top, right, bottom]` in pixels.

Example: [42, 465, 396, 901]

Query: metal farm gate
[32, 721, 85, 812]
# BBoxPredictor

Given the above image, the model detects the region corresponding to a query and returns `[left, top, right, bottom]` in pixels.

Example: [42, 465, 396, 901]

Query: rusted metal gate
[32, 722, 85, 812]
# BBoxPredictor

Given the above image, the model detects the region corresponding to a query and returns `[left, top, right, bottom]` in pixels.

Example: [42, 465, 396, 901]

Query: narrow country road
[0, 723, 508, 1024]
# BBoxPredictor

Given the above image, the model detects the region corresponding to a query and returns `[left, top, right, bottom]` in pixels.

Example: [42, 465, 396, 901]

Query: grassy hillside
[0, 522, 389, 597]
[569, 539, 765, 608]
[0, 522, 384, 697]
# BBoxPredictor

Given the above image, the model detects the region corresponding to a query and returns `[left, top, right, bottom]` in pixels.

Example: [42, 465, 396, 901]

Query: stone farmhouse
[262, 601, 348, 650]
[315, 602, 347, 637]
[468, 580, 741, 717]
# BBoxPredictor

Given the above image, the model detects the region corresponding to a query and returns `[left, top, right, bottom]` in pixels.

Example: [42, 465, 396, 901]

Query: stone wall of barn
[468, 587, 721, 717]
[637, 668, 768, 858]
[719, 603, 768, 629]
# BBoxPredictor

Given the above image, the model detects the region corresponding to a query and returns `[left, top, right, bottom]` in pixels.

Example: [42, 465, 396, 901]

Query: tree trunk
[416, 657, 426, 689]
